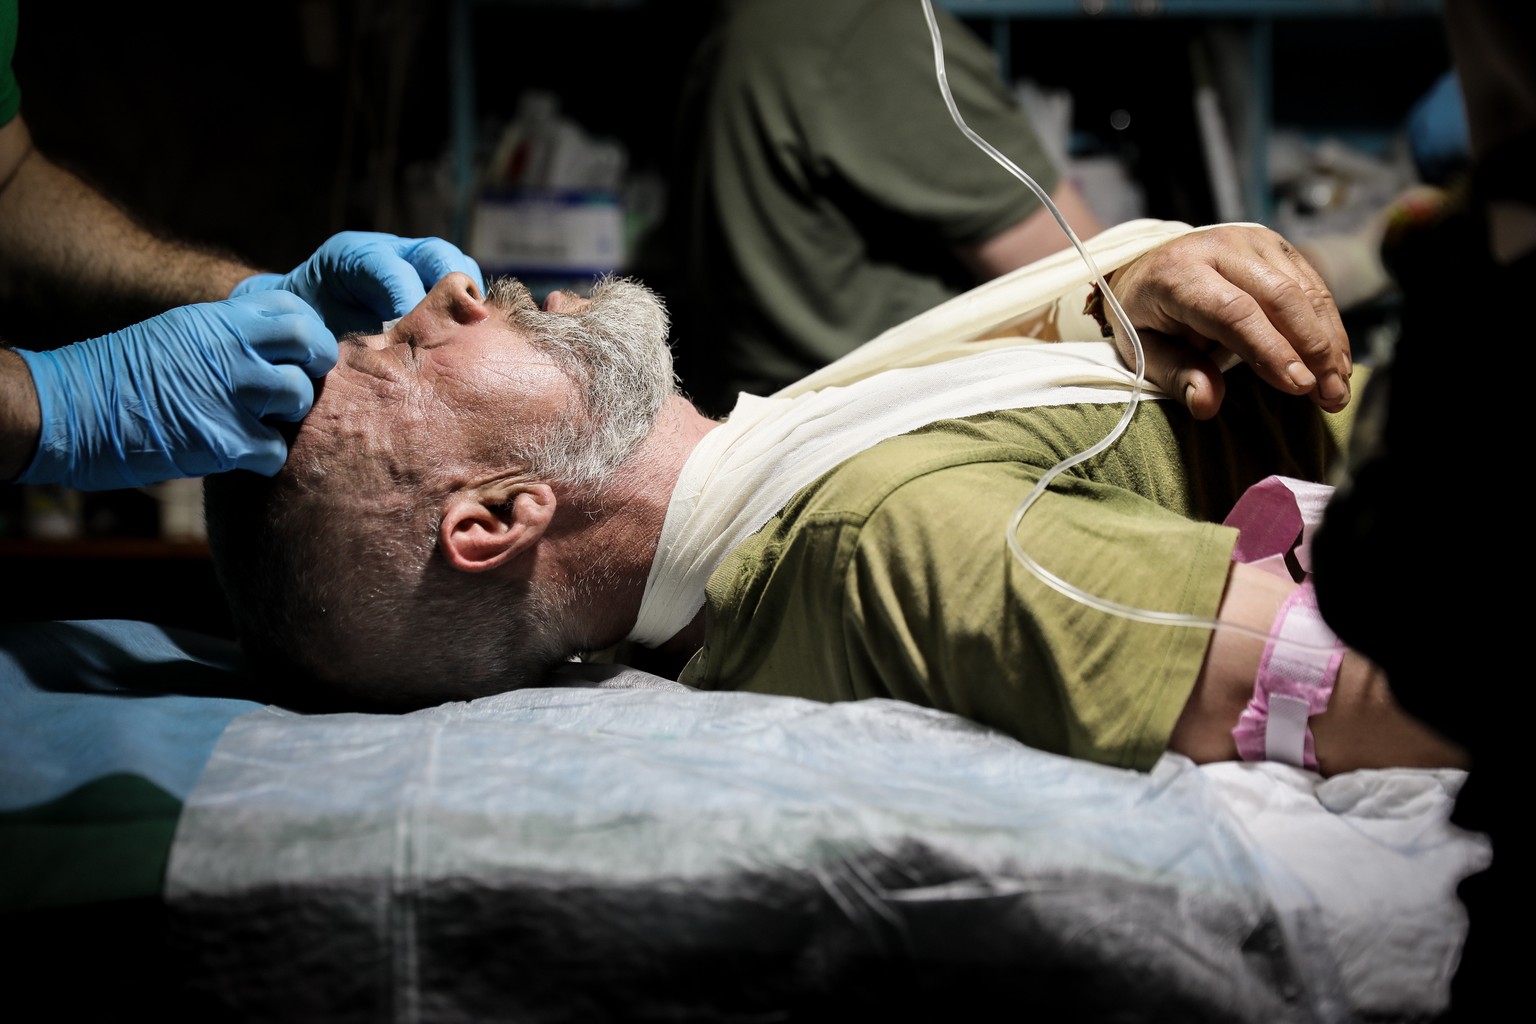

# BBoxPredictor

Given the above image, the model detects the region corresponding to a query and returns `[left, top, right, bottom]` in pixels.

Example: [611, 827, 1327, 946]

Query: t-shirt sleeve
[808, 1, 1060, 245]
[837, 459, 1229, 770]
[686, 422, 1235, 773]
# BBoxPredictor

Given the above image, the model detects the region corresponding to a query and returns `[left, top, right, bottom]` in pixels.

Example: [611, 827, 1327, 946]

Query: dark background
[7, 0, 708, 346]
[11, 0, 1452, 315]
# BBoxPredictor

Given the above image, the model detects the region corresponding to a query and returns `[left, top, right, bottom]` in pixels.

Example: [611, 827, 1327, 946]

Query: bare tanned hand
[1102, 225, 1353, 420]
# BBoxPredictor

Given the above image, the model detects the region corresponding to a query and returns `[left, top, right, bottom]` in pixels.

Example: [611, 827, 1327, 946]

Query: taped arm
[1172, 560, 1469, 776]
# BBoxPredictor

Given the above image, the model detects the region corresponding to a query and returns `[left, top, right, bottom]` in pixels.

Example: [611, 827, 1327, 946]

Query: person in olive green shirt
[677, 393, 1349, 772]
[200, 218, 1463, 781]
[663, 0, 1105, 415]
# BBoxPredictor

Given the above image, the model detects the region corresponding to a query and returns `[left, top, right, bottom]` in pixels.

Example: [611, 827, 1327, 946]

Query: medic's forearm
[0, 347, 41, 482]
[0, 120, 260, 322]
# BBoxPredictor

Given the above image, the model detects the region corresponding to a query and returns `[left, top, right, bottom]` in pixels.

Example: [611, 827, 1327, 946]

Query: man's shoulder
[779, 412, 1039, 525]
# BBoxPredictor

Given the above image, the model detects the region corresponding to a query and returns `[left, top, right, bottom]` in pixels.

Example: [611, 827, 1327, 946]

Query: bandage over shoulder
[1232, 581, 1344, 769]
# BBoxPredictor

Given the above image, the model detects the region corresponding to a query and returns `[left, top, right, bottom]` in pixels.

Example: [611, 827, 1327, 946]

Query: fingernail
[1184, 383, 1198, 410]
[1320, 371, 1350, 405]
[1286, 360, 1316, 390]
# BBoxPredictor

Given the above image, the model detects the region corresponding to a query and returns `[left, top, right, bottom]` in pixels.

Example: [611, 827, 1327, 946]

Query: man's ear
[439, 481, 556, 573]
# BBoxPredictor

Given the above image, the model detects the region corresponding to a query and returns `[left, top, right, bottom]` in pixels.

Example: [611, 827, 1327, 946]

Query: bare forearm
[0, 347, 40, 481]
[0, 137, 260, 328]
[957, 180, 1107, 280]
[1168, 562, 1468, 775]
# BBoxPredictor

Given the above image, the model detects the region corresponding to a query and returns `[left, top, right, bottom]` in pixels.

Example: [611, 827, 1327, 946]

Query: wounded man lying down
[203, 221, 1466, 778]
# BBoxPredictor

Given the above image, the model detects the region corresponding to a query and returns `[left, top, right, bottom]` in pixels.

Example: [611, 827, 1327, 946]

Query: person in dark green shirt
[662, 0, 1107, 415]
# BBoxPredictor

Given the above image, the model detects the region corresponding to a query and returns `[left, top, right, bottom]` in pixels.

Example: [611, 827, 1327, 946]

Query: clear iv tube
[918, 0, 1336, 652]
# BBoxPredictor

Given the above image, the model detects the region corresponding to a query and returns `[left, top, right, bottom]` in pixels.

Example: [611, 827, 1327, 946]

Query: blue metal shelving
[939, 0, 1446, 221]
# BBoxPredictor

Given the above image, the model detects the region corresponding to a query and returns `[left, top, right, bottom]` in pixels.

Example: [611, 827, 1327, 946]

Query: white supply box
[470, 188, 625, 279]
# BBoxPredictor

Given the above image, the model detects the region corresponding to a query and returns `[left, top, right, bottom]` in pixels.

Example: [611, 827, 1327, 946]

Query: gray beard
[492, 274, 679, 489]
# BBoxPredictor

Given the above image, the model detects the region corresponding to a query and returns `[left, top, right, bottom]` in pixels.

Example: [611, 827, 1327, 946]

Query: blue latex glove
[230, 231, 485, 336]
[16, 291, 338, 491]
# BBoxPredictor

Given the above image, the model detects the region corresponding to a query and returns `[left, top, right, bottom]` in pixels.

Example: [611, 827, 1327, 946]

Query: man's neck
[551, 395, 721, 651]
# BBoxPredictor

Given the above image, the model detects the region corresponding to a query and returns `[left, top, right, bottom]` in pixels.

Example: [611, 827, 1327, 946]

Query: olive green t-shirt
[680, 369, 1355, 771]
[671, 0, 1060, 411]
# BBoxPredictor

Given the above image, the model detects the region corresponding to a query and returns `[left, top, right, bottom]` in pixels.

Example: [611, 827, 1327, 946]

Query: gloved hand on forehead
[231, 231, 486, 337]
[16, 291, 337, 491]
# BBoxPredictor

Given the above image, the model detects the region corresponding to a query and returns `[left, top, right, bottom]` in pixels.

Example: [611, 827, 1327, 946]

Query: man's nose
[543, 289, 593, 315]
[396, 272, 490, 335]
[430, 272, 488, 321]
